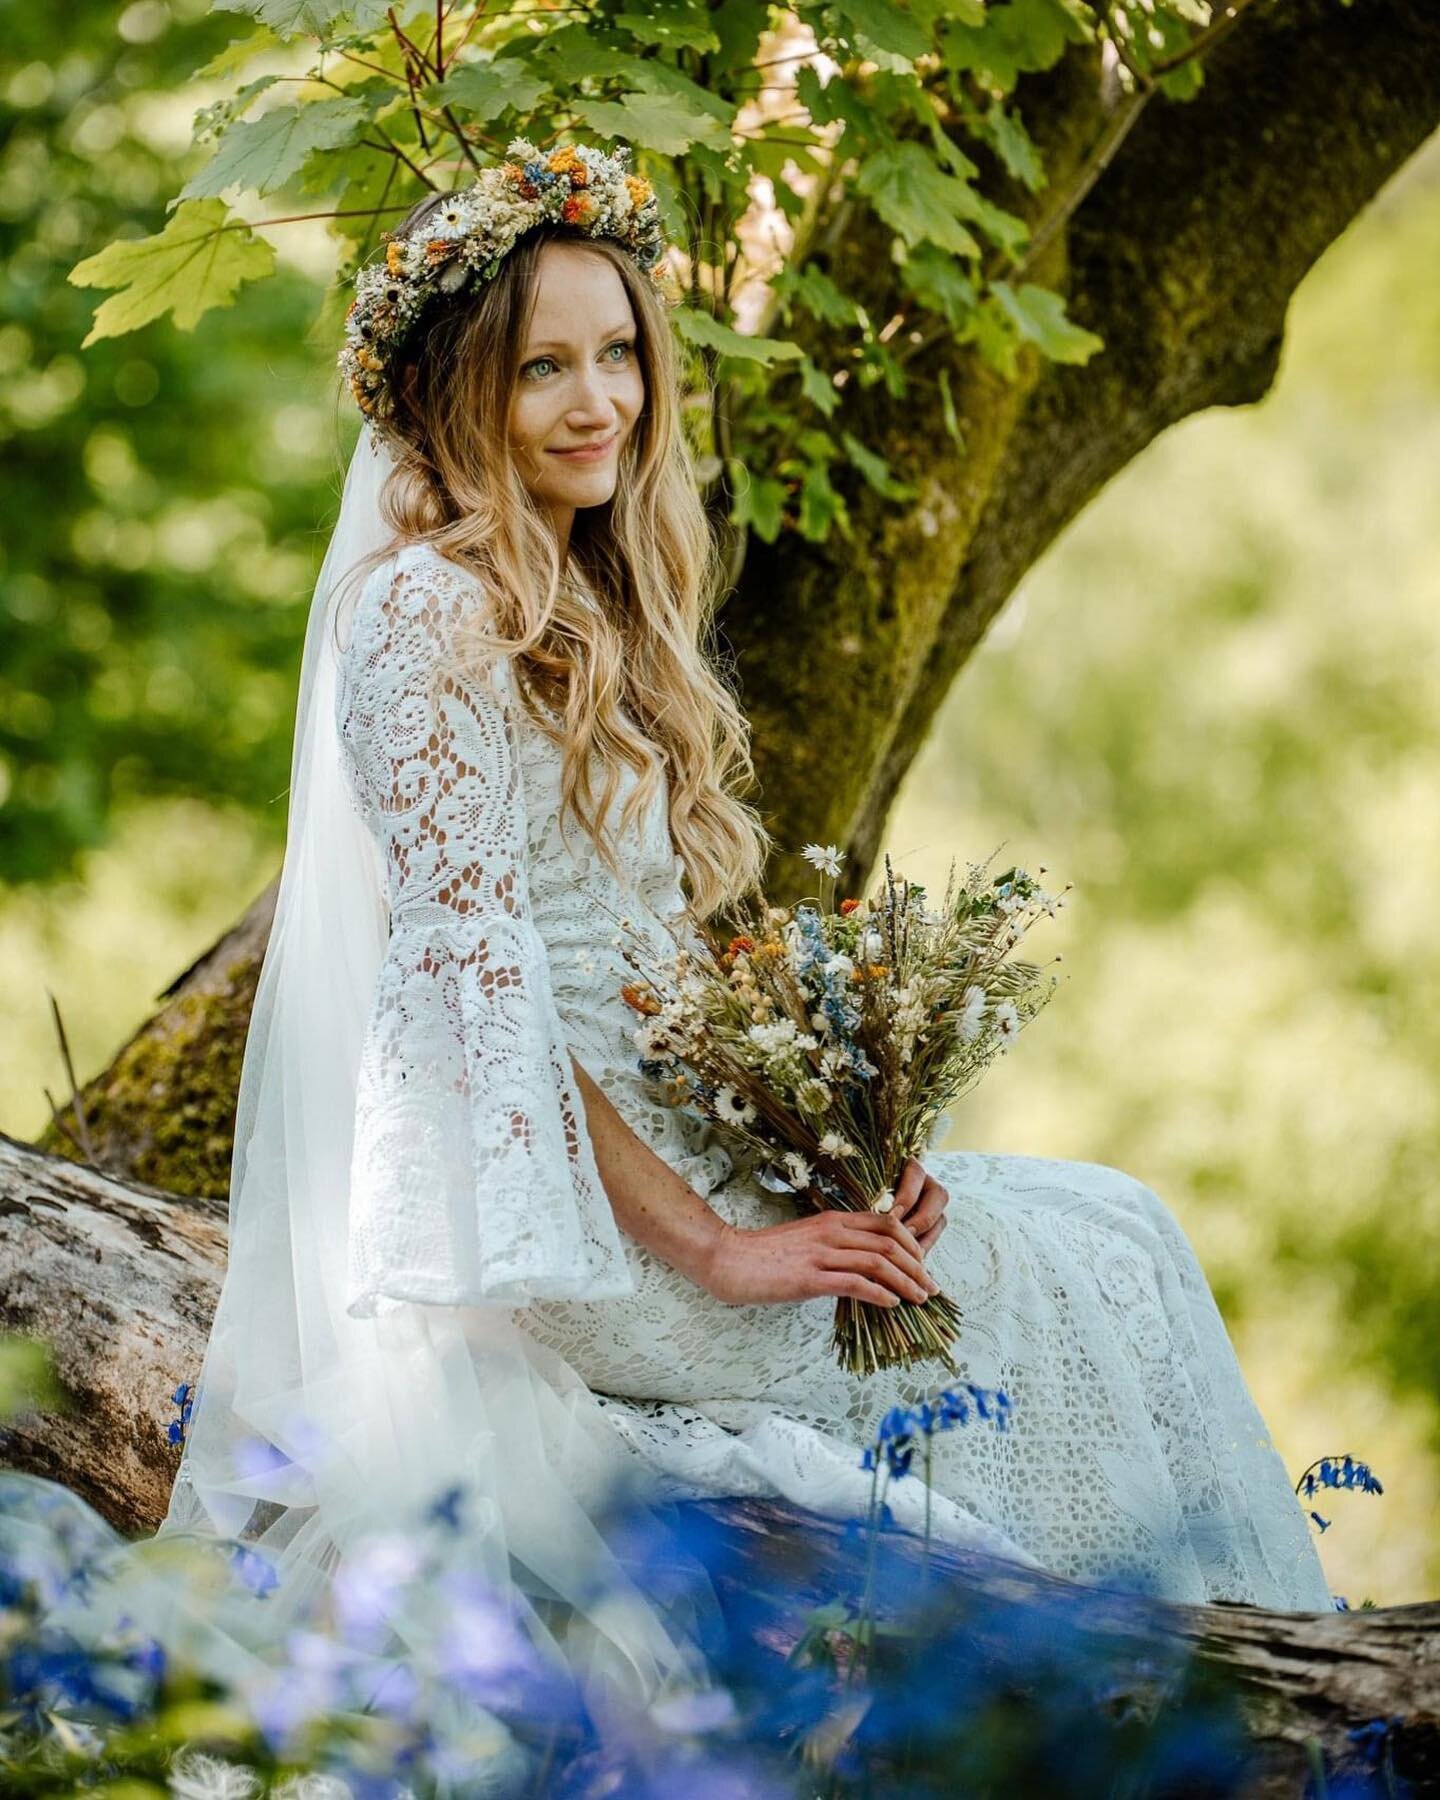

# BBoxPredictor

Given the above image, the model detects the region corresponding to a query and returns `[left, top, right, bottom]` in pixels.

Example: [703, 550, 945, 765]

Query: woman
[163, 139, 1335, 1702]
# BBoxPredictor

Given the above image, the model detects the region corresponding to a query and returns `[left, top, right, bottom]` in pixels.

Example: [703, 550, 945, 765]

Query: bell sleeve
[334, 547, 636, 1318]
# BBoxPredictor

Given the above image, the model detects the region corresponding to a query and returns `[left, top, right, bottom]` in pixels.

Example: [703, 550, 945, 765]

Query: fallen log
[0, 1129, 1434, 1793]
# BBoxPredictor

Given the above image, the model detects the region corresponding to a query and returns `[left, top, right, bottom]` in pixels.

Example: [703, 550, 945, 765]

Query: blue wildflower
[425, 1484, 467, 1532]
[228, 1542, 280, 1598]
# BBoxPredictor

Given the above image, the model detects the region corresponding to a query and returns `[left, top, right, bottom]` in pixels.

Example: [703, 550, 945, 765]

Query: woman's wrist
[689, 1214, 737, 1298]
[569, 1054, 736, 1292]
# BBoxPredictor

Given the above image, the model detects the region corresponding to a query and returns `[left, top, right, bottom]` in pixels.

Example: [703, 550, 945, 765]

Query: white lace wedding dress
[333, 539, 1336, 1615]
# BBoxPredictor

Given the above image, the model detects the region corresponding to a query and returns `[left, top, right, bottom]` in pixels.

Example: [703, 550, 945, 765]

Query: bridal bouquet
[613, 844, 1068, 1377]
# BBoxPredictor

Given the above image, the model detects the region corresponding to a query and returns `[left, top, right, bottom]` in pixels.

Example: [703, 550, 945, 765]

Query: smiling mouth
[548, 434, 618, 460]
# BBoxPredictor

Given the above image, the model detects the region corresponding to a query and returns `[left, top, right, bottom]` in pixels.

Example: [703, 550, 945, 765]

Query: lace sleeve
[334, 545, 635, 1318]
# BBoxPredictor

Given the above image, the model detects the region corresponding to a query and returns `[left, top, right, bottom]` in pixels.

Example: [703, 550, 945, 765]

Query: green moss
[35, 956, 260, 1198]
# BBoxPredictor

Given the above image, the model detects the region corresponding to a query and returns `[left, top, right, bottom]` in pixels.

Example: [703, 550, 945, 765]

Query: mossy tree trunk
[32, 0, 1440, 1204]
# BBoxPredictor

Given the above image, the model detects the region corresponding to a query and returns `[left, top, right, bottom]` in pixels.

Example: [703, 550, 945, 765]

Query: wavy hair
[333, 200, 771, 921]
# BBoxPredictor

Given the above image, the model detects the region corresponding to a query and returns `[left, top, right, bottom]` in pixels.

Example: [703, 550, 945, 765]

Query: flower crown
[339, 137, 668, 429]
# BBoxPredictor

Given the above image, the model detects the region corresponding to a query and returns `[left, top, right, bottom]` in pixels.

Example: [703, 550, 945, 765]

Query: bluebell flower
[425, 1483, 467, 1532]
[861, 1381, 1014, 1483]
[228, 1542, 280, 1598]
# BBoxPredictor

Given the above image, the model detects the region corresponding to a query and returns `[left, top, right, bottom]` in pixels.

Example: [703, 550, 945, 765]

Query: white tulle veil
[154, 420, 710, 1705]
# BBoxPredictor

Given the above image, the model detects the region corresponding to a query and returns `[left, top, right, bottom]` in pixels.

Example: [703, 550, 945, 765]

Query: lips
[548, 434, 617, 461]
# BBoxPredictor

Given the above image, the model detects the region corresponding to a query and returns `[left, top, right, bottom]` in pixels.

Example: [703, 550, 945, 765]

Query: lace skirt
[519, 1148, 1337, 1612]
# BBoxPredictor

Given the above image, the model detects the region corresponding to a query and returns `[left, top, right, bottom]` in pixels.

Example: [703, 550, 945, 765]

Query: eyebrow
[524, 321, 637, 352]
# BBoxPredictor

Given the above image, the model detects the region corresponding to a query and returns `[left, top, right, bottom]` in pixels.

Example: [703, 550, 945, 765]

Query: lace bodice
[333, 540, 731, 1319]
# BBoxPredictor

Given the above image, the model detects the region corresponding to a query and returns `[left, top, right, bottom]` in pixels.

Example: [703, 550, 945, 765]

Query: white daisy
[713, 1085, 757, 1126]
[992, 999, 1021, 1040]
[782, 1150, 813, 1190]
[800, 842, 842, 878]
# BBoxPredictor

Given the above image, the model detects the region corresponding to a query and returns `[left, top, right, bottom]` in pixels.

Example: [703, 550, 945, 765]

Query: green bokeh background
[2, 6, 1435, 1607]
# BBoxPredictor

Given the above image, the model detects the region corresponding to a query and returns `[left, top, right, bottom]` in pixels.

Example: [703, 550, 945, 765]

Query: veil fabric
[157, 422, 710, 1704]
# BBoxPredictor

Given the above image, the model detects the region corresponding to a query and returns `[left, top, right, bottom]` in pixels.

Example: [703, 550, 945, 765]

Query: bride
[160, 137, 1335, 1701]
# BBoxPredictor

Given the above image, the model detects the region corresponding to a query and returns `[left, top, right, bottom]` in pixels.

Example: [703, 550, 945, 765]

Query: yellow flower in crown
[338, 135, 670, 432]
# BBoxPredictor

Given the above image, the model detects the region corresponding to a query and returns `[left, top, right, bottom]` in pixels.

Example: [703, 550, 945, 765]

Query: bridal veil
[155, 421, 708, 1703]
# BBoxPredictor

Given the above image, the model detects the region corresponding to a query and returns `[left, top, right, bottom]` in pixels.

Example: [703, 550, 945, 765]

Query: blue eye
[523, 339, 634, 380]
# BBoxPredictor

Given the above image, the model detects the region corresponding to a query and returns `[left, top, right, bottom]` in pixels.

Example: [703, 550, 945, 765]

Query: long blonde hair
[334, 204, 771, 921]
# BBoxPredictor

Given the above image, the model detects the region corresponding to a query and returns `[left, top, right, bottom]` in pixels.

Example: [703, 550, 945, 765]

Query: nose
[567, 363, 619, 426]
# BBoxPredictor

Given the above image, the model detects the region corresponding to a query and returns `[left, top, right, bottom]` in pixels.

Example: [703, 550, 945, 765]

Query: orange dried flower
[620, 982, 662, 1016]
[839, 897, 861, 915]
[547, 147, 589, 186]
[726, 935, 756, 958]
[385, 241, 406, 276]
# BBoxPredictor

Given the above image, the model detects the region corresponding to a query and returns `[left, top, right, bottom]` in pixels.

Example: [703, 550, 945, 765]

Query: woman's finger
[915, 1213, 948, 1254]
[833, 1225, 937, 1293]
[842, 1211, 927, 1262]
[905, 1177, 950, 1239]
[820, 1248, 933, 1304]
[892, 1157, 928, 1219]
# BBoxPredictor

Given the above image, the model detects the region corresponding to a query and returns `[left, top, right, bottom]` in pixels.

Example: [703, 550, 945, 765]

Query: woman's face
[509, 242, 645, 537]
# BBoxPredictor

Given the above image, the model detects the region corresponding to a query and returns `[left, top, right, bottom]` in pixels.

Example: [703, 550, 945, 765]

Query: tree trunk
[33, 0, 1440, 1196]
[0, 1131, 1434, 1793]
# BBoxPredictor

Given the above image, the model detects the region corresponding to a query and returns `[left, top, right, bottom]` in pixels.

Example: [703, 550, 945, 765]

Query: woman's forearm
[570, 1055, 728, 1290]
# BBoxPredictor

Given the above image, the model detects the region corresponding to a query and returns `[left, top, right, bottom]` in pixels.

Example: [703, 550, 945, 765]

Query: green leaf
[913, 0, 985, 22]
[779, 263, 865, 330]
[1157, 59, 1206, 101]
[982, 101, 1046, 193]
[574, 90, 730, 156]
[900, 242, 978, 329]
[68, 200, 277, 346]
[428, 58, 549, 123]
[856, 144, 983, 259]
[841, 430, 917, 500]
[179, 97, 371, 201]
[828, 0, 932, 59]
[194, 25, 284, 79]
[613, 2, 721, 51]
[211, 0, 352, 39]
[672, 306, 804, 366]
[799, 356, 841, 417]
[937, 364, 966, 449]
[732, 468, 787, 541]
[347, 0, 433, 26]
[990, 279, 1104, 364]
[798, 460, 849, 542]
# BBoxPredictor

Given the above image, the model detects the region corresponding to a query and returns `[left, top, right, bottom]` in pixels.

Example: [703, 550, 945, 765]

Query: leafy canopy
[67, 0, 1231, 546]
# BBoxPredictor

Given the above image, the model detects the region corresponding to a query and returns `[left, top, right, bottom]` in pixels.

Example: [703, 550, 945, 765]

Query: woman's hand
[699, 1210, 942, 1309]
[891, 1157, 949, 1256]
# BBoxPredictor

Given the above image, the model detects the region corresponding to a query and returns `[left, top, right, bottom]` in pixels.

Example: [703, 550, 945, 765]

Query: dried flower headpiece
[339, 136, 668, 428]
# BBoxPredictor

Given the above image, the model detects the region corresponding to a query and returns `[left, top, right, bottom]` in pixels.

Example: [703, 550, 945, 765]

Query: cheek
[509, 387, 545, 443]
[622, 366, 646, 416]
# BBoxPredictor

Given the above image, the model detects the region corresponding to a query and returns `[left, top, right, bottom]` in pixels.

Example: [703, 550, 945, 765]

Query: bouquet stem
[830, 1290, 963, 1379]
